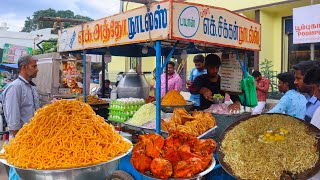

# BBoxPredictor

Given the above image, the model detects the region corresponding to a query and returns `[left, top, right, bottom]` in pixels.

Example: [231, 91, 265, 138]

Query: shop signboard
[1, 43, 33, 64]
[58, 1, 261, 52]
[220, 53, 243, 93]
[58, 1, 170, 52]
[293, 4, 320, 44]
[171, 2, 261, 51]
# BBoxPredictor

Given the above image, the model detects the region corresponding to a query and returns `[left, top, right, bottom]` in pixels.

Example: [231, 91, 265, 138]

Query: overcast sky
[0, 0, 121, 32]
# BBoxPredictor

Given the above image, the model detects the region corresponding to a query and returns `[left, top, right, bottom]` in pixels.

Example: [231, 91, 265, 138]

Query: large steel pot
[117, 72, 150, 99]
[0, 139, 132, 180]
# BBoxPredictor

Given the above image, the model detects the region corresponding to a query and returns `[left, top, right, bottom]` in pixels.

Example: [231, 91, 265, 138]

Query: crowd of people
[0, 54, 319, 178]
[153, 54, 320, 129]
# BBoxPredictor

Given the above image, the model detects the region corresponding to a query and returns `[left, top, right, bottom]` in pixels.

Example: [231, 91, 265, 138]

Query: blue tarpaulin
[0, 63, 18, 69]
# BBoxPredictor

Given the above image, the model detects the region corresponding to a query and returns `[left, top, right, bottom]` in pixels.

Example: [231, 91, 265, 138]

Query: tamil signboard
[293, 4, 320, 44]
[58, 0, 261, 52]
[1, 43, 33, 64]
[58, 1, 170, 52]
[172, 2, 261, 51]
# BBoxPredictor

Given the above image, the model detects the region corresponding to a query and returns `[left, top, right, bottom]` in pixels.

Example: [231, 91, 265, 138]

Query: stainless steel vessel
[0, 139, 132, 180]
[117, 71, 150, 99]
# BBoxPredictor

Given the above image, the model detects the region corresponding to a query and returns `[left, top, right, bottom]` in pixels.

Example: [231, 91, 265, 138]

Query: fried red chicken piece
[132, 142, 145, 152]
[177, 145, 201, 161]
[174, 157, 203, 178]
[144, 134, 165, 158]
[177, 145, 212, 171]
[130, 150, 152, 173]
[150, 158, 173, 179]
[193, 139, 217, 156]
[161, 146, 181, 167]
[198, 155, 212, 171]
[164, 134, 183, 151]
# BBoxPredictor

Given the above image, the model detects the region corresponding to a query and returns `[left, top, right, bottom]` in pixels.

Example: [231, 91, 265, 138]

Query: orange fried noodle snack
[161, 90, 186, 106]
[4, 100, 132, 169]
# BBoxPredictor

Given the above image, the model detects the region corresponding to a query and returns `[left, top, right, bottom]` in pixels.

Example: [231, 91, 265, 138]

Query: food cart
[32, 52, 91, 105]
[56, 0, 261, 179]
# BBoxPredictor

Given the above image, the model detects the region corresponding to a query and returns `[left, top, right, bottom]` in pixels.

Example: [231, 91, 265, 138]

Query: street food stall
[0, 63, 18, 94]
[32, 52, 90, 102]
[5, 1, 318, 180]
[54, 0, 262, 179]
[1, 0, 319, 179]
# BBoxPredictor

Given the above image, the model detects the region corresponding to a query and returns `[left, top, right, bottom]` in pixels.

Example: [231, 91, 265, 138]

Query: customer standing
[1, 55, 39, 180]
[156, 61, 183, 98]
[303, 67, 320, 129]
[251, 70, 270, 115]
[2, 55, 39, 137]
[268, 72, 307, 119]
[187, 54, 207, 107]
[293, 60, 320, 122]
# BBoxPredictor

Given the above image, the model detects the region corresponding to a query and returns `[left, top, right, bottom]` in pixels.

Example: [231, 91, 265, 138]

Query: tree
[21, 9, 93, 32]
[33, 38, 58, 55]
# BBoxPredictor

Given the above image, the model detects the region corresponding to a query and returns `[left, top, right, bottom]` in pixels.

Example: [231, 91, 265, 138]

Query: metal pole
[83, 50, 87, 103]
[165, 57, 168, 93]
[102, 54, 106, 98]
[154, 40, 162, 135]
[310, 0, 315, 60]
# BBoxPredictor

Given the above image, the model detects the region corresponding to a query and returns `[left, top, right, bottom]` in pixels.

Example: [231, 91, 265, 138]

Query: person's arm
[189, 69, 193, 82]
[174, 76, 183, 92]
[311, 107, 320, 129]
[3, 85, 22, 136]
[268, 95, 288, 113]
[189, 76, 204, 94]
[256, 79, 270, 93]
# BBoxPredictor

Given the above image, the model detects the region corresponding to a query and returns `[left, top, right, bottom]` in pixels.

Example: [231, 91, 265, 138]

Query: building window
[283, 17, 320, 71]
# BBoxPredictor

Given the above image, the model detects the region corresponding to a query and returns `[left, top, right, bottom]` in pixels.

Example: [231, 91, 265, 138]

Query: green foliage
[259, 59, 278, 93]
[33, 38, 57, 55]
[21, 9, 93, 32]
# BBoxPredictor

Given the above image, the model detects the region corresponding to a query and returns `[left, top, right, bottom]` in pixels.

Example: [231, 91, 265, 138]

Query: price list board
[220, 53, 243, 93]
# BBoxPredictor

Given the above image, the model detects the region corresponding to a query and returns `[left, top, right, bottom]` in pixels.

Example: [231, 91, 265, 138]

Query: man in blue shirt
[293, 60, 320, 122]
[268, 72, 307, 119]
[187, 54, 207, 107]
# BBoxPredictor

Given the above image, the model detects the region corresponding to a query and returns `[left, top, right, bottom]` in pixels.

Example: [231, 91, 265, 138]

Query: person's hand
[200, 87, 213, 101]
[228, 101, 241, 113]
[186, 80, 192, 88]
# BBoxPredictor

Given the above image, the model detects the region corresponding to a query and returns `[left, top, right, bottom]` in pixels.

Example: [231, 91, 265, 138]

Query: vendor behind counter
[97, 79, 112, 98]
[189, 54, 241, 112]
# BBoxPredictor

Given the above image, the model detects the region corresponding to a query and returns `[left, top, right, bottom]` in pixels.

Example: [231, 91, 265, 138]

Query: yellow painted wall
[122, 0, 289, 13]
[272, 14, 283, 72]
[259, 10, 275, 70]
[142, 57, 156, 72]
[185, 0, 288, 11]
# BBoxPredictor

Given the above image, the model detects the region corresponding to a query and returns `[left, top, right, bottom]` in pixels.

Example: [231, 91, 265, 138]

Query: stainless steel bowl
[212, 97, 224, 104]
[0, 139, 132, 180]
[159, 101, 195, 113]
